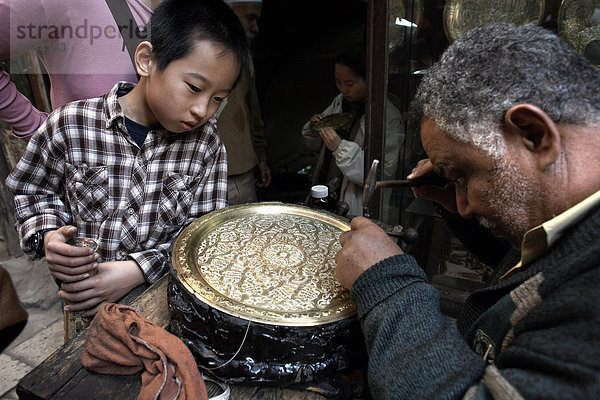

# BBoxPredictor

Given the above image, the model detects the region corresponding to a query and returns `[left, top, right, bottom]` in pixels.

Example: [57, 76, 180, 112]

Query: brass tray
[558, 0, 600, 70]
[309, 112, 353, 133]
[443, 0, 545, 43]
[172, 202, 355, 326]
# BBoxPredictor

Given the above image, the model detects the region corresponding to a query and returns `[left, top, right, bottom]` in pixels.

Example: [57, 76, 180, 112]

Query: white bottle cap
[310, 185, 328, 199]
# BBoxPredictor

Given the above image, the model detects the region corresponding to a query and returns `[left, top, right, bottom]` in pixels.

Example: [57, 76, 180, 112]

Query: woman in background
[302, 43, 404, 221]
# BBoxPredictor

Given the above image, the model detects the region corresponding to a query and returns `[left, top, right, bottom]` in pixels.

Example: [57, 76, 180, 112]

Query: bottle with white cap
[310, 185, 330, 210]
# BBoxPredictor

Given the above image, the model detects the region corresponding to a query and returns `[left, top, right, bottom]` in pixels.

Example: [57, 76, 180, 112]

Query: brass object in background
[558, 0, 600, 70]
[172, 202, 355, 326]
[309, 112, 353, 133]
[443, 0, 545, 43]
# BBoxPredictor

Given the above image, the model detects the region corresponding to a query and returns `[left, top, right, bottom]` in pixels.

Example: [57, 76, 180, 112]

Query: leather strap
[105, 0, 149, 70]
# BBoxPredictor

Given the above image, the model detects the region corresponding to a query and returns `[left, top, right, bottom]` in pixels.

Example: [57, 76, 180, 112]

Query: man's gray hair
[410, 23, 600, 158]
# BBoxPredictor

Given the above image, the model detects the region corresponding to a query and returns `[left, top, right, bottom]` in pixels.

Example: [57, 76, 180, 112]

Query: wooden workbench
[16, 275, 324, 399]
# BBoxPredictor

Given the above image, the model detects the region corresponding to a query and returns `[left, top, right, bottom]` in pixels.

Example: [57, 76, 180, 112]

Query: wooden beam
[0, 129, 24, 257]
[25, 52, 51, 114]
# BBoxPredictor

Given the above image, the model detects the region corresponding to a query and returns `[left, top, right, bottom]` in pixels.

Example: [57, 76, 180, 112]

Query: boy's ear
[503, 103, 561, 171]
[134, 41, 154, 77]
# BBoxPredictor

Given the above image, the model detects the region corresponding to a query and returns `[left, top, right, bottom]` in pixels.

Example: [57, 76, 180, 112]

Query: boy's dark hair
[150, 0, 250, 73]
[333, 43, 366, 79]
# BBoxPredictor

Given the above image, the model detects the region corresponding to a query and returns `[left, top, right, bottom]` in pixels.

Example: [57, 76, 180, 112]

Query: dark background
[252, 0, 367, 203]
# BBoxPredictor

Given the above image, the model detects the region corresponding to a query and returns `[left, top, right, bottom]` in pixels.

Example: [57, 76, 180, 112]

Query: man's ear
[504, 104, 560, 170]
[134, 41, 154, 77]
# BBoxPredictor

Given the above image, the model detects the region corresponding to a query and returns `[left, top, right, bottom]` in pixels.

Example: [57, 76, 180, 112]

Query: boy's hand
[408, 159, 458, 214]
[59, 260, 145, 316]
[44, 226, 99, 283]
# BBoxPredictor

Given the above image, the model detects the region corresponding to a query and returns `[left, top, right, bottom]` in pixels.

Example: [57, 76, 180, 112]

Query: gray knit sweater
[351, 205, 600, 399]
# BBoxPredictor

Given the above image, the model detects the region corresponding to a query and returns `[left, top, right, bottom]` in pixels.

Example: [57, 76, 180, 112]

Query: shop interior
[0, 0, 595, 315]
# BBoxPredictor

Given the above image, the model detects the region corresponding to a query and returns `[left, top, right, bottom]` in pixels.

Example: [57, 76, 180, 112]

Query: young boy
[5, 0, 250, 317]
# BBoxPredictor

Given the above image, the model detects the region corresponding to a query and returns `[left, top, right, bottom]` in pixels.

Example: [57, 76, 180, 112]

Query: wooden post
[0, 51, 50, 257]
[25, 52, 51, 113]
[0, 129, 23, 257]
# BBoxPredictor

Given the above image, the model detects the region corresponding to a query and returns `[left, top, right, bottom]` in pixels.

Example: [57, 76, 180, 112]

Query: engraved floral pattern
[173, 204, 357, 325]
[197, 214, 347, 313]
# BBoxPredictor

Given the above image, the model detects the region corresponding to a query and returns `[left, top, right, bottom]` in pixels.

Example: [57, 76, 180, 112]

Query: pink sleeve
[0, 69, 48, 141]
[0, 0, 48, 141]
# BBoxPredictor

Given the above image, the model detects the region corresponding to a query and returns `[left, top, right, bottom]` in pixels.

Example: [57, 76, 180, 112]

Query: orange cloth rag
[81, 303, 207, 400]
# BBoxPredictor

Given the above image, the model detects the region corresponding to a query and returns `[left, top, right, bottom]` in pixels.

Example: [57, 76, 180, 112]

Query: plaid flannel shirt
[6, 82, 228, 283]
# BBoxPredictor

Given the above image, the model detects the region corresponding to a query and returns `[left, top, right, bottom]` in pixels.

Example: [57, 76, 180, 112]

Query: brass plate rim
[172, 202, 355, 327]
[309, 112, 354, 133]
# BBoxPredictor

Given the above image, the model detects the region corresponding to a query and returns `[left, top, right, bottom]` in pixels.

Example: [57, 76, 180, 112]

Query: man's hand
[256, 160, 271, 188]
[44, 226, 99, 283]
[319, 127, 342, 152]
[59, 260, 145, 316]
[408, 159, 458, 214]
[335, 217, 403, 289]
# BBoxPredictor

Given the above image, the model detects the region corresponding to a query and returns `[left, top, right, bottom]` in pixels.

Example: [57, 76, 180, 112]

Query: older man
[335, 23, 600, 399]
